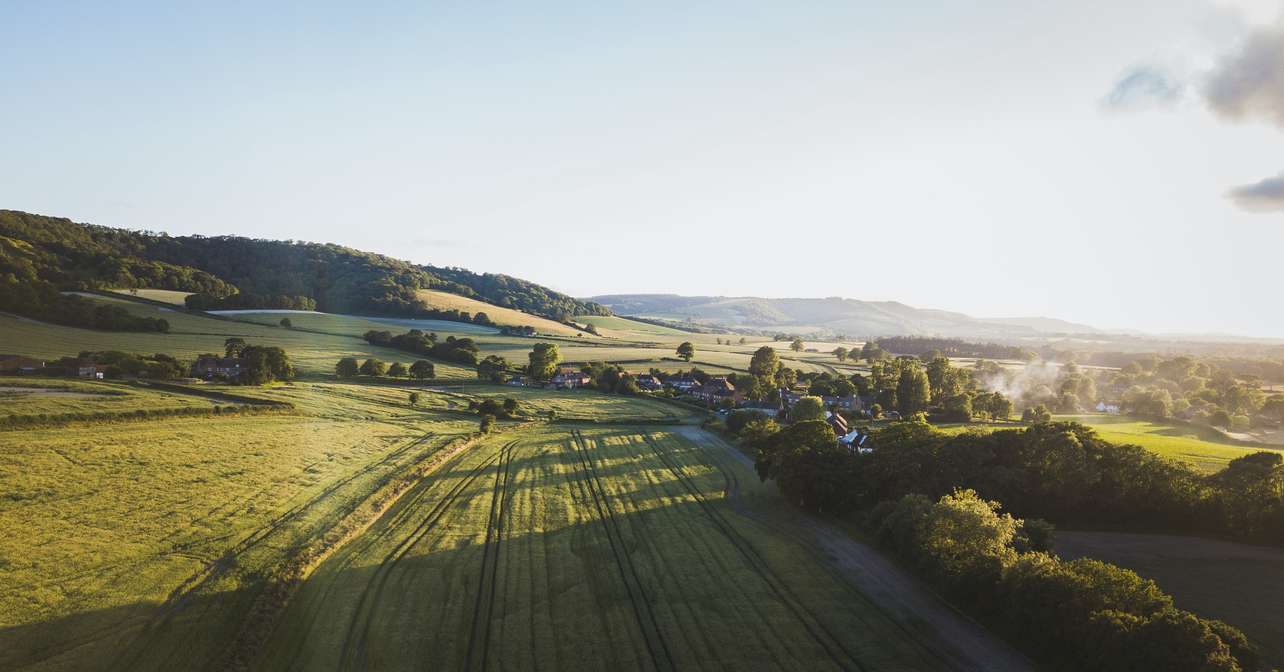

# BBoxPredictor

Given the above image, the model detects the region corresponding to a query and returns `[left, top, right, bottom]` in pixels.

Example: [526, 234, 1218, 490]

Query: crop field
[0, 383, 479, 672]
[1055, 531, 1284, 668]
[416, 289, 587, 337]
[422, 384, 695, 423]
[256, 425, 944, 671]
[0, 377, 216, 419]
[1057, 414, 1283, 473]
[0, 303, 475, 380]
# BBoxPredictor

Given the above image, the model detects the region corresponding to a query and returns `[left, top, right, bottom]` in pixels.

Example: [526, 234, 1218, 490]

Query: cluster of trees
[1001, 355, 1284, 431]
[747, 414, 1262, 669]
[869, 336, 1037, 361]
[336, 357, 435, 379]
[868, 490, 1256, 671]
[499, 325, 537, 336]
[185, 292, 316, 311]
[219, 340, 295, 384]
[362, 329, 481, 366]
[865, 356, 1012, 421]
[50, 351, 187, 380]
[0, 275, 169, 333]
[756, 418, 1284, 546]
[470, 397, 519, 433]
[0, 209, 608, 324]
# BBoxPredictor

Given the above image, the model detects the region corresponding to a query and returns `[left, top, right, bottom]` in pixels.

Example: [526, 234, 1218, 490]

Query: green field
[1057, 414, 1283, 474]
[0, 382, 481, 671]
[0, 297, 476, 380]
[0, 378, 215, 418]
[257, 425, 943, 671]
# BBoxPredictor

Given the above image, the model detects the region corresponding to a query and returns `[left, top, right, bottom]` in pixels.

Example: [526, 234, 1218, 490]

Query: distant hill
[0, 210, 607, 320]
[587, 294, 1100, 339]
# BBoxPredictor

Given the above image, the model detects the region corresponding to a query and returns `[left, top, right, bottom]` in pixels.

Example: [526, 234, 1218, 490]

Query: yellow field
[416, 289, 586, 337]
[106, 288, 193, 305]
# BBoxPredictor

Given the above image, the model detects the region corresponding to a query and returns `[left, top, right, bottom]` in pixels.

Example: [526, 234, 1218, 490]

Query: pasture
[1055, 531, 1284, 668]
[257, 425, 945, 671]
[1057, 414, 1283, 474]
[0, 382, 479, 671]
[0, 377, 216, 419]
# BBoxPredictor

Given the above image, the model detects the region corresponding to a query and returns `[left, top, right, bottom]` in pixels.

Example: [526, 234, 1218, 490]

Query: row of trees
[336, 357, 435, 379]
[0, 278, 170, 333]
[185, 292, 316, 311]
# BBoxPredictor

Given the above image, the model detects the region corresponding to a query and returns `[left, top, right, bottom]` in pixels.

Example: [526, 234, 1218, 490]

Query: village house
[1095, 401, 1121, 415]
[0, 354, 45, 374]
[505, 375, 528, 387]
[667, 376, 700, 393]
[633, 374, 663, 392]
[192, 355, 244, 380]
[549, 369, 591, 389]
[781, 390, 862, 414]
[825, 410, 849, 437]
[75, 361, 104, 379]
[693, 377, 741, 404]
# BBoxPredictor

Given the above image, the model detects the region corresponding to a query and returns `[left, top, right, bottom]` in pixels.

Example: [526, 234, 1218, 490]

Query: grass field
[0, 300, 477, 380]
[1057, 414, 1283, 474]
[105, 288, 193, 305]
[416, 289, 586, 337]
[0, 382, 480, 672]
[256, 425, 944, 671]
[1056, 531, 1284, 668]
[0, 377, 216, 418]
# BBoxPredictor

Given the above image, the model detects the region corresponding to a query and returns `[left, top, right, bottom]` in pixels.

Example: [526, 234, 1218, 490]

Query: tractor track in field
[337, 441, 514, 671]
[673, 426, 1032, 672]
[641, 433, 868, 671]
[568, 430, 676, 672]
[463, 440, 517, 672]
[107, 429, 451, 672]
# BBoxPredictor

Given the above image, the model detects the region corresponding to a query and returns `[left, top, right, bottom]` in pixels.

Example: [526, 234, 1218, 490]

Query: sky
[3, 1, 1283, 336]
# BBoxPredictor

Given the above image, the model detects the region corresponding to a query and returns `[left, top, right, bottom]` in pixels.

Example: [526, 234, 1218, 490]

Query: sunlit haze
[3, 1, 1283, 335]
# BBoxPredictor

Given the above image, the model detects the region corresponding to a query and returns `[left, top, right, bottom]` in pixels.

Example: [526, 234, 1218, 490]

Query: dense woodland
[0, 210, 607, 328]
[362, 329, 481, 365]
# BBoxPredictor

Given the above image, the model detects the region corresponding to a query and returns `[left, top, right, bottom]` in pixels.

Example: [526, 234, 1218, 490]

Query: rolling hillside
[589, 294, 1100, 338]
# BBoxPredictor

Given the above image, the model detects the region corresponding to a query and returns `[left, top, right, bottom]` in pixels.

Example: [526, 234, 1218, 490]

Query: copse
[336, 357, 360, 378]
[676, 342, 695, 362]
[360, 358, 387, 377]
[387, 362, 408, 377]
[409, 360, 435, 379]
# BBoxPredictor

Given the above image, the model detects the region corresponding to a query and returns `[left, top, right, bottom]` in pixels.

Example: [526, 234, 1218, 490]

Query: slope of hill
[0, 209, 607, 321]
[588, 294, 1084, 338]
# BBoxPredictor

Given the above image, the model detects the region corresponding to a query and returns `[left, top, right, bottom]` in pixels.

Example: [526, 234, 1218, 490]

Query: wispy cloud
[1102, 67, 1185, 111]
[1228, 172, 1284, 211]
[1204, 20, 1284, 127]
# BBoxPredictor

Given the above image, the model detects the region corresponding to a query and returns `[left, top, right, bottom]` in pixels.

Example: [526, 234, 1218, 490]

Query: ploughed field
[260, 426, 943, 671]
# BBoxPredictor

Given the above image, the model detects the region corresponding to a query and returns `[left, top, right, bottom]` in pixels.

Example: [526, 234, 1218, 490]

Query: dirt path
[674, 426, 1032, 672]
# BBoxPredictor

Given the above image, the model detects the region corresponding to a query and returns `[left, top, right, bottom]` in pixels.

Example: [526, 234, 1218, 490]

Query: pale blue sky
[3, 1, 1283, 335]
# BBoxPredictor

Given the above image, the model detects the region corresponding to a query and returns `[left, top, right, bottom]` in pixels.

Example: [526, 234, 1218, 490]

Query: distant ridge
[587, 294, 1100, 339]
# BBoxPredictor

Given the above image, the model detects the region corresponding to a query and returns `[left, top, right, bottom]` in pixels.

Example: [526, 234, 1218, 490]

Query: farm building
[667, 377, 700, 393]
[0, 354, 45, 374]
[192, 356, 244, 379]
[633, 374, 663, 392]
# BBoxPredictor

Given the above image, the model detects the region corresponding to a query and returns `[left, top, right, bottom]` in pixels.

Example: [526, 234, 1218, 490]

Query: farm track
[569, 430, 676, 672]
[336, 441, 514, 672]
[463, 440, 517, 672]
[639, 434, 865, 671]
[674, 426, 1032, 672]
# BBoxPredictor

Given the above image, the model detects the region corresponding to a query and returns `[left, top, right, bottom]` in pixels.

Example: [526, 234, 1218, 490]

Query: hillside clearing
[1058, 414, 1283, 473]
[416, 289, 586, 337]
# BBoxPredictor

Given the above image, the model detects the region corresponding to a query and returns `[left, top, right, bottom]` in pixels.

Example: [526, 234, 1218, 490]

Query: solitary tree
[409, 360, 435, 379]
[790, 337, 805, 353]
[896, 365, 932, 415]
[479, 414, 497, 433]
[408, 391, 420, 406]
[360, 358, 387, 377]
[676, 342, 695, 362]
[503, 398, 519, 415]
[528, 343, 560, 382]
[224, 337, 247, 358]
[832, 346, 849, 362]
[279, 317, 293, 328]
[336, 357, 360, 378]
[387, 361, 408, 377]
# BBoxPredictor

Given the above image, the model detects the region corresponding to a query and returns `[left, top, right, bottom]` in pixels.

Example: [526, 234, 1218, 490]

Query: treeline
[868, 489, 1256, 671]
[0, 403, 290, 430]
[185, 292, 316, 311]
[1, 209, 607, 322]
[0, 279, 169, 332]
[751, 419, 1267, 670]
[870, 336, 1036, 361]
[362, 329, 481, 366]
